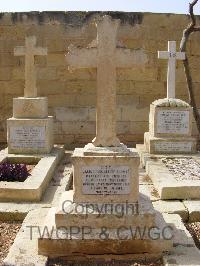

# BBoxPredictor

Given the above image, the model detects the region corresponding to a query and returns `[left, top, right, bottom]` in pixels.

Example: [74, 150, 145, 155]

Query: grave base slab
[0, 146, 64, 202]
[144, 132, 197, 155]
[7, 116, 54, 154]
[72, 147, 140, 204]
[55, 191, 156, 228]
[146, 159, 200, 200]
[136, 144, 199, 168]
[38, 206, 172, 257]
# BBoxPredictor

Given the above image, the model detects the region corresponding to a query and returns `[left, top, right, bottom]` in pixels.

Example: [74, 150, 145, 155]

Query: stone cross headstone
[7, 36, 53, 154]
[14, 36, 47, 98]
[66, 15, 147, 147]
[158, 41, 185, 99]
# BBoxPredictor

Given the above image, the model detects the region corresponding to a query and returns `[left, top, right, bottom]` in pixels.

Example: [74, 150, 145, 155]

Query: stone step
[55, 191, 157, 228]
[38, 207, 173, 257]
[146, 160, 200, 200]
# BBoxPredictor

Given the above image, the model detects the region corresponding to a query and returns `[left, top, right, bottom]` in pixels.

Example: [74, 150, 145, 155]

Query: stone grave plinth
[38, 16, 172, 258]
[144, 98, 197, 154]
[3, 36, 63, 203]
[38, 145, 172, 256]
[7, 97, 53, 154]
[7, 36, 53, 154]
[137, 41, 197, 159]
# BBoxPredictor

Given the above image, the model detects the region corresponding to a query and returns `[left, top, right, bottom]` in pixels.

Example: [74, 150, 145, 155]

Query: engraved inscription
[82, 165, 130, 195]
[154, 142, 192, 153]
[157, 110, 189, 134]
[10, 126, 45, 148]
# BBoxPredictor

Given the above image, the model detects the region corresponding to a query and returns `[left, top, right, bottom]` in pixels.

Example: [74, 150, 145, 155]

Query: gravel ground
[161, 157, 200, 181]
[0, 221, 21, 264]
[185, 222, 200, 249]
[48, 258, 163, 266]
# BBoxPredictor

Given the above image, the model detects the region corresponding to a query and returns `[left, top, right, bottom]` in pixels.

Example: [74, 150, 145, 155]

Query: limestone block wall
[0, 11, 199, 148]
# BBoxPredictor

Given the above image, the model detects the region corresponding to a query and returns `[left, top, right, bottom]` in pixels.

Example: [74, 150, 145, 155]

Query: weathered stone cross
[14, 36, 47, 98]
[158, 41, 185, 99]
[66, 15, 147, 147]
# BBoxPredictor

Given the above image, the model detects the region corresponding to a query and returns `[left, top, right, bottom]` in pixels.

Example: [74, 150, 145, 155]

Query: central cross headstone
[14, 36, 47, 98]
[158, 41, 185, 99]
[37, 16, 172, 258]
[66, 15, 147, 147]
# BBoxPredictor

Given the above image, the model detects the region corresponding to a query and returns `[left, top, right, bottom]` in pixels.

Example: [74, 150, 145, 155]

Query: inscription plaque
[154, 142, 192, 153]
[10, 126, 46, 148]
[82, 165, 130, 195]
[156, 110, 189, 134]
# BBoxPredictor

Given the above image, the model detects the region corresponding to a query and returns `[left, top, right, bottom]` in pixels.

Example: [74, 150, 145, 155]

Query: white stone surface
[152, 98, 190, 107]
[146, 159, 200, 200]
[154, 142, 192, 153]
[183, 200, 200, 222]
[156, 110, 190, 134]
[7, 117, 53, 154]
[158, 41, 185, 99]
[66, 15, 147, 147]
[72, 147, 140, 203]
[10, 126, 46, 149]
[14, 36, 47, 98]
[82, 165, 130, 195]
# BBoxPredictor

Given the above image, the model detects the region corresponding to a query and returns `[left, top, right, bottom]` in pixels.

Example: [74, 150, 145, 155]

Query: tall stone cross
[14, 36, 47, 98]
[66, 15, 147, 147]
[158, 41, 185, 99]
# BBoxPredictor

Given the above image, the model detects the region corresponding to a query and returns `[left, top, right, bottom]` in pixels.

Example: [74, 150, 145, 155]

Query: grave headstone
[38, 16, 172, 256]
[7, 36, 53, 154]
[144, 41, 197, 154]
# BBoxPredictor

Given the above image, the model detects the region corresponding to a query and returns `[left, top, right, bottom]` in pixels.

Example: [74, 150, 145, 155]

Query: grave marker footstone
[7, 36, 53, 154]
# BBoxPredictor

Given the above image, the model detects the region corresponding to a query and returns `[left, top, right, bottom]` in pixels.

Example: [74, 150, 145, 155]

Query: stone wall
[0, 11, 199, 148]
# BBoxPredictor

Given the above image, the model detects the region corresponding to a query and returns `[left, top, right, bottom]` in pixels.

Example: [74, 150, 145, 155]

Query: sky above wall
[0, 0, 200, 14]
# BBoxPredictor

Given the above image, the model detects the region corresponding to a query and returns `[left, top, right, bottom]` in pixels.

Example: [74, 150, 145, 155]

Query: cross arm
[14, 46, 25, 56]
[176, 52, 186, 60]
[158, 51, 170, 59]
[116, 48, 148, 67]
[34, 47, 48, 56]
[66, 45, 97, 69]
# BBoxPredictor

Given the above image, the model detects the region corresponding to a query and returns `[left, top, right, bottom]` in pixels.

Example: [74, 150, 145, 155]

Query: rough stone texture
[144, 103, 197, 154]
[7, 116, 54, 154]
[144, 132, 197, 154]
[14, 36, 48, 98]
[140, 183, 160, 202]
[0, 146, 64, 202]
[66, 15, 147, 147]
[183, 200, 200, 222]
[0, 12, 199, 147]
[7, 36, 54, 154]
[161, 157, 200, 181]
[3, 208, 49, 266]
[146, 159, 200, 200]
[0, 153, 72, 220]
[162, 214, 200, 265]
[162, 213, 195, 247]
[72, 147, 140, 203]
[55, 190, 156, 228]
[152, 98, 190, 108]
[38, 207, 172, 257]
[163, 245, 200, 266]
[13, 97, 48, 118]
[153, 201, 188, 222]
[149, 104, 193, 138]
